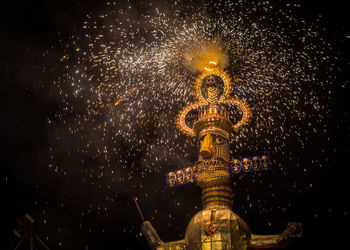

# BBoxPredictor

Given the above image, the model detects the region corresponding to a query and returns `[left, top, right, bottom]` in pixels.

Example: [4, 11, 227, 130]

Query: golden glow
[204, 61, 218, 71]
[175, 67, 251, 137]
[184, 43, 229, 72]
[114, 98, 123, 106]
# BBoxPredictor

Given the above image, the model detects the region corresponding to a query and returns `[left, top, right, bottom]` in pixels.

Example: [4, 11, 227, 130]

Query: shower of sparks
[40, 0, 336, 243]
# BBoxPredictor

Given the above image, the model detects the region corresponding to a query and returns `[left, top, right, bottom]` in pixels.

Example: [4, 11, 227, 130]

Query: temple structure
[141, 64, 302, 249]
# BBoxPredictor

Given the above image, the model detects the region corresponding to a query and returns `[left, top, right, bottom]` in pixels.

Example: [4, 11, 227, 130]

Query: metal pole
[30, 234, 33, 250]
[13, 236, 25, 250]
[35, 234, 50, 250]
[133, 196, 145, 222]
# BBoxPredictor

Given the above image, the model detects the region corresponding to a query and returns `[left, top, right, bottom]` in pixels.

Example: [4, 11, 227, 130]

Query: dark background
[1, 0, 349, 249]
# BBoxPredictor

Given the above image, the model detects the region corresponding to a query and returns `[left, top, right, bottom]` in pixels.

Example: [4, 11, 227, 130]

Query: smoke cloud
[183, 41, 229, 72]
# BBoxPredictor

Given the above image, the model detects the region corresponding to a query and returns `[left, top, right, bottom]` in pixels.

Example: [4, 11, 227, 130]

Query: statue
[141, 65, 302, 249]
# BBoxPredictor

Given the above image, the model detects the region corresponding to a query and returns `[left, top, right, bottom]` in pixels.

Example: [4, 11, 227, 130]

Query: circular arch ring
[176, 99, 252, 137]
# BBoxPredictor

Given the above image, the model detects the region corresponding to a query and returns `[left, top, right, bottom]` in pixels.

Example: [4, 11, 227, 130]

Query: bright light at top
[204, 61, 217, 71]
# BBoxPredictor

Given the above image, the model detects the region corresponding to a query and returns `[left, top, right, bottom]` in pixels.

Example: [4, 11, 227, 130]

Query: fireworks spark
[42, 0, 336, 244]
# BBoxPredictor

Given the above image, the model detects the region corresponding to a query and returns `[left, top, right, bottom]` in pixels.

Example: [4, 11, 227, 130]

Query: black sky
[1, 0, 349, 249]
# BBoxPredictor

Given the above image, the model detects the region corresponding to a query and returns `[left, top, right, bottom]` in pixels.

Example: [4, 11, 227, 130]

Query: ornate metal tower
[141, 63, 302, 249]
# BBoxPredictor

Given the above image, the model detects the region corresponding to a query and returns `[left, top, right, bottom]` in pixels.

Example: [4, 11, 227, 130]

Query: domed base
[185, 205, 251, 250]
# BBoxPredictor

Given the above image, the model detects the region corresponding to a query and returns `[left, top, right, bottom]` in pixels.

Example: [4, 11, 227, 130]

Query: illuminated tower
[141, 63, 302, 249]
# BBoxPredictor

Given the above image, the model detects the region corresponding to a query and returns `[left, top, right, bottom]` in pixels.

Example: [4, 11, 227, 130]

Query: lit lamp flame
[204, 61, 217, 71]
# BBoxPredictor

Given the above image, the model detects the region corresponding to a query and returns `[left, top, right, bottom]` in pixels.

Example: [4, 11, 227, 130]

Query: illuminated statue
[141, 63, 302, 249]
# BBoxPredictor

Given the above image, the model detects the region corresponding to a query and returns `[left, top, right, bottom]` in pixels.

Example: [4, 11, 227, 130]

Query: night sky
[1, 0, 349, 249]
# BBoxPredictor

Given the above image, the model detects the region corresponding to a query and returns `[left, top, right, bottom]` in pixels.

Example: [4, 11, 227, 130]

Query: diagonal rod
[133, 196, 145, 222]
